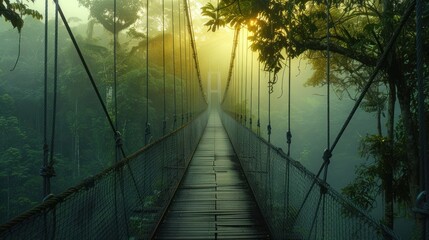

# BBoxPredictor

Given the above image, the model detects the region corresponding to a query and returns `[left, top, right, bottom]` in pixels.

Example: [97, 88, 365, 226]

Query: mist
[0, 0, 415, 237]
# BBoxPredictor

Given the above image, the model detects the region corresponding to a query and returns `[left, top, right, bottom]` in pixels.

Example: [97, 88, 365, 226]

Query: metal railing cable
[0, 110, 209, 239]
[1, 0, 209, 238]
[220, 110, 400, 239]
[145, 0, 151, 145]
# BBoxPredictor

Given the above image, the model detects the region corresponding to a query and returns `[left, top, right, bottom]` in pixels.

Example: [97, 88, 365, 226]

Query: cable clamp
[267, 124, 272, 135]
[115, 131, 122, 148]
[40, 165, 56, 178]
[322, 148, 332, 165]
[320, 181, 329, 195]
[286, 131, 292, 144]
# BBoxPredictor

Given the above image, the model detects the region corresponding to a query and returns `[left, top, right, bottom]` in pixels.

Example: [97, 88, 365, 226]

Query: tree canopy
[0, 0, 42, 32]
[202, 0, 429, 231]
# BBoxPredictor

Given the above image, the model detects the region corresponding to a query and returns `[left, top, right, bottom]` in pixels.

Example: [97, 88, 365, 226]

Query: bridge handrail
[220, 109, 400, 240]
[0, 109, 209, 239]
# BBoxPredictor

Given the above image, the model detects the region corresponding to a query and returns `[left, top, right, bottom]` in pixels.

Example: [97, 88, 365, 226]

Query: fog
[0, 0, 412, 237]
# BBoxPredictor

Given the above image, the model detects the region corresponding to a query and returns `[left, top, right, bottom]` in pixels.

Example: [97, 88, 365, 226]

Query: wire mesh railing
[220, 110, 400, 240]
[0, 109, 209, 240]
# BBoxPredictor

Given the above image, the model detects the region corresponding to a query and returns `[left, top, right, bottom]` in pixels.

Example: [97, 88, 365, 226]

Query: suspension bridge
[0, 0, 427, 239]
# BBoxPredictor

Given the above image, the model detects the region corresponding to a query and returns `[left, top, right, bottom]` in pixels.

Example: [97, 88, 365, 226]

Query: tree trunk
[384, 67, 396, 230]
[396, 70, 420, 201]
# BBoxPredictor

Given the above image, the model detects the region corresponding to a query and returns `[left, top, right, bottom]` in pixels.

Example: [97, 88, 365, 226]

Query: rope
[162, 0, 167, 135]
[42, 0, 49, 199]
[42, 2, 49, 238]
[240, 30, 244, 122]
[56, 5, 121, 150]
[267, 72, 272, 142]
[244, 30, 249, 125]
[113, 0, 118, 135]
[184, 17, 188, 122]
[326, 0, 331, 152]
[113, 0, 119, 237]
[286, 57, 292, 157]
[46, 0, 60, 191]
[145, 0, 151, 144]
[189, 45, 193, 119]
[178, 1, 184, 125]
[172, 0, 177, 129]
[257, 61, 261, 136]
[250, 49, 253, 127]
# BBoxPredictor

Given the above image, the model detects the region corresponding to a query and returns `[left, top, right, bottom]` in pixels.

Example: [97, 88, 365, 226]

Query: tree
[0, 0, 42, 31]
[78, 0, 143, 34]
[202, 0, 429, 231]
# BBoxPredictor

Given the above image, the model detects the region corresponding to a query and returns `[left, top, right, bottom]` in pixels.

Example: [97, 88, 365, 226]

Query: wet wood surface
[154, 112, 270, 239]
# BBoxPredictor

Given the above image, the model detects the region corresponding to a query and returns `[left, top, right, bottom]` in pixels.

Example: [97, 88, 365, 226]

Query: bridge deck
[154, 112, 270, 239]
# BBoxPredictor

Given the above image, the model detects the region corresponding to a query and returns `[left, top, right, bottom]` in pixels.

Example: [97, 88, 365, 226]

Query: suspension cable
[42, 0, 49, 199]
[172, 0, 177, 129]
[322, 0, 332, 186]
[113, 0, 123, 164]
[267, 71, 272, 143]
[183, 0, 206, 104]
[48, 0, 60, 190]
[250, 46, 253, 127]
[184, 15, 188, 121]
[113, 0, 118, 134]
[162, 0, 167, 135]
[326, 0, 331, 153]
[239, 30, 243, 121]
[292, 3, 417, 234]
[178, 1, 184, 125]
[55, 4, 126, 158]
[286, 57, 292, 157]
[221, 27, 240, 105]
[53, 2, 148, 219]
[145, 0, 151, 144]
[257, 61, 261, 136]
[244, 29, 249, 125]
[42, 0, 50, 237]
[113, 0, 119, 235]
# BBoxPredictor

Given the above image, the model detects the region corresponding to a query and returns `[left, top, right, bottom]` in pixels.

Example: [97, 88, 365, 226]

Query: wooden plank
[154, 112, 270, 239]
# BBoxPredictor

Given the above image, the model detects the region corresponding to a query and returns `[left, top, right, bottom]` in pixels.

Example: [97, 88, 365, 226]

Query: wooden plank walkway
[154, 112, 270, 239]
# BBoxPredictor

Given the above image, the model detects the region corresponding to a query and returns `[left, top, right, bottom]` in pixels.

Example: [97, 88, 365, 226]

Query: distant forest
[0, 14, 203, 223]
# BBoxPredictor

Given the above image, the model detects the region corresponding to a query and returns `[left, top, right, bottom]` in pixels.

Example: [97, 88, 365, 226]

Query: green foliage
[0, 0, 42, 32]
[77, 0, 143, 33]
[342, 163, 380, 210]
[342, 130, 410, 212]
